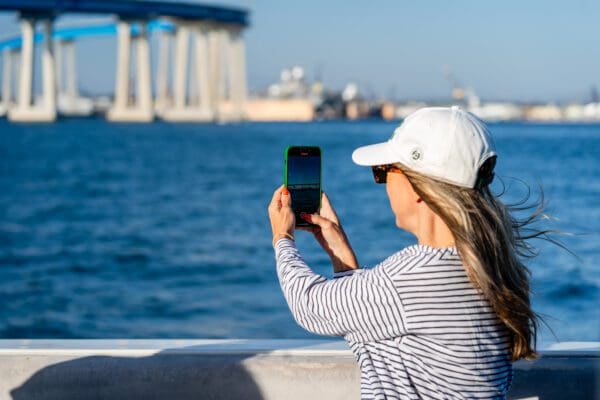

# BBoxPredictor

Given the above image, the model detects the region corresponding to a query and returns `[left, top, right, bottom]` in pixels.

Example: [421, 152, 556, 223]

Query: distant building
[525, 104, 563, 121]
[246, 66, 316, 121]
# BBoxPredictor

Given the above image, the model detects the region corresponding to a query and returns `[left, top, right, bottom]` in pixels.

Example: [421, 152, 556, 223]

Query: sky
[0, 0, 598, 102]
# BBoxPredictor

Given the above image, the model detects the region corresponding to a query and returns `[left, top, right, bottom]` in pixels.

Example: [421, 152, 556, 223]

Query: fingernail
[282, 187, 289, 195]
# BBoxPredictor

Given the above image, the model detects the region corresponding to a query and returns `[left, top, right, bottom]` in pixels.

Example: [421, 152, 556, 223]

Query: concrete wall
[0, 339, 598, 400]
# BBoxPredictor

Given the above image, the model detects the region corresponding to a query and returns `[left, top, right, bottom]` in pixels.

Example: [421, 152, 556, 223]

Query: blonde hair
[397, 157, 554, 361]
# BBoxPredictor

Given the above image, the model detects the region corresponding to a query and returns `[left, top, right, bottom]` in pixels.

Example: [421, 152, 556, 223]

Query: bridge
[0, 0, 250, 122]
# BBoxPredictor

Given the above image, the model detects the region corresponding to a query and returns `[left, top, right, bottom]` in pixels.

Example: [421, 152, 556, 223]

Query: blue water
[0, 119, 598, 345]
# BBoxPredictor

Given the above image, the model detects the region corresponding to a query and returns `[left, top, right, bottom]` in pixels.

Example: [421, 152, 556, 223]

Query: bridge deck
[0, 21, 175, 51]
[0, 0, 248, 25]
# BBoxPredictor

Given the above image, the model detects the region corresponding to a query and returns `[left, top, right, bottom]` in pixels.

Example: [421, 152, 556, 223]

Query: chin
[395, 217, 404, 230]
[395, 216, 413, 233]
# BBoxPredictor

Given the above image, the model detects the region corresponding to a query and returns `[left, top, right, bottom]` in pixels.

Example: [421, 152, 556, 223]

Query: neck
[415, 207, 455, 248]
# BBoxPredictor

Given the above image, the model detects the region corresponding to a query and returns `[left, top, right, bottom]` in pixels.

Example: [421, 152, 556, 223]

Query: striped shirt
[275, 238, 513, 399]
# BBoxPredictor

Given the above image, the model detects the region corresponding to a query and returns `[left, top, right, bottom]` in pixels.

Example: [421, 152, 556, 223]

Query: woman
[268, 106, 539, 399]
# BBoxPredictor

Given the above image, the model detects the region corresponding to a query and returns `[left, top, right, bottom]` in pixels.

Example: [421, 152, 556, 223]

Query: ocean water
[0, 118, 598, 345]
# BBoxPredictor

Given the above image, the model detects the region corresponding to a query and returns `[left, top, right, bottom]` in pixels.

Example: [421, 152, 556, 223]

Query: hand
[300, 192, 359, 273]
[268, 185, 295, 245]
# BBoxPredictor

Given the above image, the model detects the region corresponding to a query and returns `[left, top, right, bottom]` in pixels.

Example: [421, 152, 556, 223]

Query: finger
[269, 185, 284, 207]
[281, 186, 292, 207]
[302, 213, 332, 229]
[320, 192, 340, 224]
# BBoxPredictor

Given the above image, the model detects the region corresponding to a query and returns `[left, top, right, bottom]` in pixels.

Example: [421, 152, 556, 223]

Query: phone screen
[285, 146, 321, 226]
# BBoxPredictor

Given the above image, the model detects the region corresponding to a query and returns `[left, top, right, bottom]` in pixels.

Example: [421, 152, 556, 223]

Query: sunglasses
[371, 164, 402, 184]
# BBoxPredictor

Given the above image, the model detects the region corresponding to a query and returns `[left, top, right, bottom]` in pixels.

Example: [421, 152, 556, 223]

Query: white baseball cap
[352, 106, 497, 188]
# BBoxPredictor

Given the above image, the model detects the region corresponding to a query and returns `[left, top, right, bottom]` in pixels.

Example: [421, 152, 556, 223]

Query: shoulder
[374, 244, 461, 276]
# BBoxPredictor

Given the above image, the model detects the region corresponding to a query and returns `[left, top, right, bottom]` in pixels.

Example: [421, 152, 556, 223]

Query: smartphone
[284, 146, 322, 227]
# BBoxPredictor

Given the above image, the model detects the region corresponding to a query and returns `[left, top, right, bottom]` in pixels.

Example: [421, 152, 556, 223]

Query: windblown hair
[397, 158, 557, 361]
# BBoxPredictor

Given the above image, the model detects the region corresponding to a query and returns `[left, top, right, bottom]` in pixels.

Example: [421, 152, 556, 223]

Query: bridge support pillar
[65, 41, 78, 101]
[222, 26, 247, 122]
[55, 39, 91, 116]
[159, 22, 247, 123]
[0, 49, 15, 116]
[107, 20, 154, 122]
[154, 30, 172, 113]
[160, 21, 213, 122]
[195, 24, 212, 117]
[9, 17, 57, 122]
[208, 28, 224, 119]
[173, 24, 189, 110]
[41, 20, 57, 115]
[17, 19, 34, 112]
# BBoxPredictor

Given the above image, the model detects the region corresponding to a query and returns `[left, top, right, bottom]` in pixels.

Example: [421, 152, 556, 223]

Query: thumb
[281, 187, 292, 207]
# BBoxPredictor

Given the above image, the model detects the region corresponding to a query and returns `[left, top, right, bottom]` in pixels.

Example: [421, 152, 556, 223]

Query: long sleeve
[274, 238, 407, 342]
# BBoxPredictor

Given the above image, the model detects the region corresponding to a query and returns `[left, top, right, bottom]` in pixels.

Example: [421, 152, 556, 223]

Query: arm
[275, 238, 407, 342]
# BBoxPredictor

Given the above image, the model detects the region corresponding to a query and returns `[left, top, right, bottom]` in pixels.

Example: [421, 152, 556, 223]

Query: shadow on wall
[9, 342, 599, 400]
[10, 345, 264, 400]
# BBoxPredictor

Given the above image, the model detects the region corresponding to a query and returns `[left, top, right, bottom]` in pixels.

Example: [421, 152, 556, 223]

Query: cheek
[386, 177, 416, 225]
[386, 182, 407, 216]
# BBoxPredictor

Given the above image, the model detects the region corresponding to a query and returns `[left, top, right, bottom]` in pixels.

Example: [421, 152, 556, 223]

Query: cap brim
[352, 141, 399, 166]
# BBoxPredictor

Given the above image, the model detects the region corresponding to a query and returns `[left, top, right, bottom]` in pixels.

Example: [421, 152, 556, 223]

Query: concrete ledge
[106, 108, 154, 122]
[8, 107, 56, 122]
[159, 107, 215, 122]
[0, 339, 598, 400]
